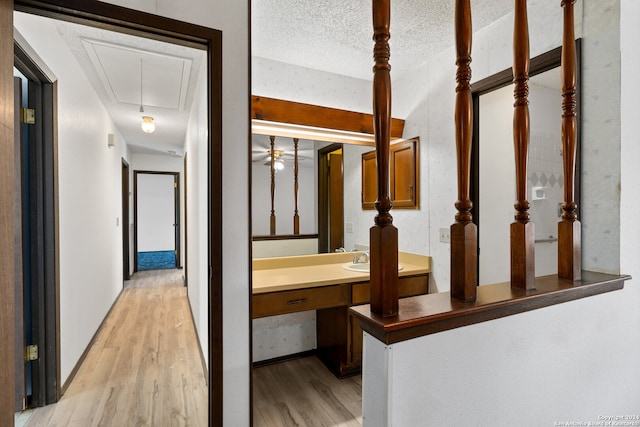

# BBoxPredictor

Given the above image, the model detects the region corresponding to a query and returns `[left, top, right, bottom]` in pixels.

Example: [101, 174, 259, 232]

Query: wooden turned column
[451, 0, 477, 302]
[370, 0, 398, 317]
[511, 0, 535, 290]
[558, 0, 581, 280]
[269, 135, 276, 236]
[293, 138, 300, 234]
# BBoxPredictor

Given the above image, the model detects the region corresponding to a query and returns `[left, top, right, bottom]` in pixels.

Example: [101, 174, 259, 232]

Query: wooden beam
[252, 95, 405, 139]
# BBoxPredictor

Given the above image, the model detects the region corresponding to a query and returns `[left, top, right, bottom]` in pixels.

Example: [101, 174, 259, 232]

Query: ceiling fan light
[274, 159, 285, 171]
[141, 115, 155, 133]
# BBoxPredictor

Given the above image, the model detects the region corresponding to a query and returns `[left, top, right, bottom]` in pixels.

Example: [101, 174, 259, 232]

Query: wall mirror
[250, 98, 407, 258]
[251, 132, 377, 258]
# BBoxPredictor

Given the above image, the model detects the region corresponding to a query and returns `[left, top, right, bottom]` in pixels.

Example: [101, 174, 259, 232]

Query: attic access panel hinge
[21, 107, 35, 125]
[25, 344, 38, 362]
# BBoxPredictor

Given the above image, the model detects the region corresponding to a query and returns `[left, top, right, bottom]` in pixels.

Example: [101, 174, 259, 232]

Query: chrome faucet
[335, 247, 346, 253]
[353, 251, 369, 264]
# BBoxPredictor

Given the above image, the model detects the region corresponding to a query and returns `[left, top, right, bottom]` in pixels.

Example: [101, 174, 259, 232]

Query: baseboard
[61, 288, 124, 394]
[186, 296, 209, 385]
[252, 350, 317, 368]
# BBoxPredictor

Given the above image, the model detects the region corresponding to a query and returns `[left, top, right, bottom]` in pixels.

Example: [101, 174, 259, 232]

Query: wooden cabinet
[362, 137, 419, 209]
[253, 284, 349, 318]
[316, 274, 429, 377]
[361, 150, 378, 210]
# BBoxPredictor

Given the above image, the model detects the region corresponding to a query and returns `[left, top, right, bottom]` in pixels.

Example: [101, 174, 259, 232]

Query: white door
[137, 173, 176, 252]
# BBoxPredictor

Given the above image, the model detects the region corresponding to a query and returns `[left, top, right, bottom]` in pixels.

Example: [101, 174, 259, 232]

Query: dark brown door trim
[133, 170, 180, 271]
[317, 143, 343, 253]
[121, 159, 130, 281]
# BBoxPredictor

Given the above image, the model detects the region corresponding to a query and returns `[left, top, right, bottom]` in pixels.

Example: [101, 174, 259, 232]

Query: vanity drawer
[351, 274, 429, 305]
[253, 284, 349, 318]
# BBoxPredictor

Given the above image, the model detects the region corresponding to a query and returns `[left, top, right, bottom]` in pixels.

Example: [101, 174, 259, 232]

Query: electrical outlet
[345, 222, 353, 233]
[439, 228, 450, 243]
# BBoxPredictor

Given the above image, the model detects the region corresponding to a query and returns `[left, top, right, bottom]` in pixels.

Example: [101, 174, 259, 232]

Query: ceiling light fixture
[265, 149, 285, 172]
[141, 116, 155, 133]
[139, 58, 155, 133]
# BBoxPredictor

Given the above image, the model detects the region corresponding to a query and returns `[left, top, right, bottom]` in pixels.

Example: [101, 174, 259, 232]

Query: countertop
[252, 252, 431, 294]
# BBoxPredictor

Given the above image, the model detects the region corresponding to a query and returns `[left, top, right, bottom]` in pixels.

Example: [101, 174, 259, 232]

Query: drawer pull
[287, 298, 309, 305]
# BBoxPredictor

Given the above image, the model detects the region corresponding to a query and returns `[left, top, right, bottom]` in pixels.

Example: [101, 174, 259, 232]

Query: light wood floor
[21, 269, 208, 427]
[253, 357, 363, 426]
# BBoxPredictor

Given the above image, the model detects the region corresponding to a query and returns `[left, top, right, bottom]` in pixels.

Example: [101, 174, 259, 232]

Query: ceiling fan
[251, 136, 309, 171]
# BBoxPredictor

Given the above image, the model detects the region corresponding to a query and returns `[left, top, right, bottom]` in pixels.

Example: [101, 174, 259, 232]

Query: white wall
[136, 173, 175, 252]
[14, 13, 131, 384]
[182, 55, 209, 371]
[253, 56, 371, 112]
[363, 1, 640, 425]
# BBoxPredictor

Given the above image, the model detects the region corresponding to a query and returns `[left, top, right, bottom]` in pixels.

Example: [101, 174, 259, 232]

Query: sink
[342, 262, 403, 273]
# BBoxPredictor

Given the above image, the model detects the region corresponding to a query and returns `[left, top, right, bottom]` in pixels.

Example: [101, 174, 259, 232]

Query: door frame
[317, 143, 344, 253]
[1, 1, 224, 424]
[133, 170, 181, 272]
[13, 39, 60, 409]
[121, 159, 130, 280]
[470, 42, 582, 282]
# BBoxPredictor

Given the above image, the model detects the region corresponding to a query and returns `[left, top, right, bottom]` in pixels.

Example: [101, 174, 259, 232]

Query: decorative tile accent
[530, 172, 540, 186]
[540, 173, 548, 186]
[549, 174, 557, 188]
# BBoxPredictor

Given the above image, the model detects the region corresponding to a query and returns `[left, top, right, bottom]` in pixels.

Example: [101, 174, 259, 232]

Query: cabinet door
[348, 314, 363, 366]
[361, 150, 377, 209]
[390, 139, 419, 208]
[362, 137, 419, 210]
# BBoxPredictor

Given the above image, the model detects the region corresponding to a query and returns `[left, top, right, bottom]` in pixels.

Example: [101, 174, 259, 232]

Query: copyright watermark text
[554, 416, 640, 427]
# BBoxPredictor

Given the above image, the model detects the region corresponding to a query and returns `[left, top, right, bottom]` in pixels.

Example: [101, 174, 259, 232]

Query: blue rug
[138, 251, 176, 271]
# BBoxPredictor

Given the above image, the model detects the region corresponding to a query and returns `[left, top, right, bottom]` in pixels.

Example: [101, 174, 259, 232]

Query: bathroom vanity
[252, 252, 431, 377]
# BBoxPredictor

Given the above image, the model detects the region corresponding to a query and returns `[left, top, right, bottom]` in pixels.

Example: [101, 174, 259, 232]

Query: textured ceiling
[253, 0, 514, 80]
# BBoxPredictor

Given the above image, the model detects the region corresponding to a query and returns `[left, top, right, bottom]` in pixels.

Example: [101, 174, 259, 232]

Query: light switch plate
[439, 228, 450, 243]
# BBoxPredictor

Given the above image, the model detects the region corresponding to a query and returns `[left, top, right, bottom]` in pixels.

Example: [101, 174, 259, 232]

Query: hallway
[19, 270, 208, 426]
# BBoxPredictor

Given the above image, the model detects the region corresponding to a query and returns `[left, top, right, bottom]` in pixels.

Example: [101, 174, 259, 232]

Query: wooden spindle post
[269, 135, 276, 236]
[558, 0, 581, 280]
[451, 0, 478, 301]
[370, 0, 398, 317]
[511, 0, 535, 290]
[293, 138, 300, 235]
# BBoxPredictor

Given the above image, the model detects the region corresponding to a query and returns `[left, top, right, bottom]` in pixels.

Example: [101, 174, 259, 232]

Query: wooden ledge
[350, 271, 630, 345]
